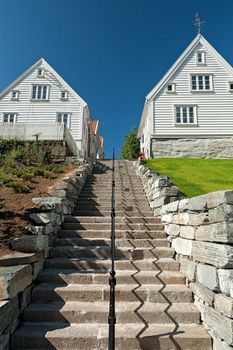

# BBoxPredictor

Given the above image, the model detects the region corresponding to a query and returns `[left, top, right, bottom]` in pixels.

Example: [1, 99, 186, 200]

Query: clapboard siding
[0, 59, 88, 156]
[153, 42, 233, 136]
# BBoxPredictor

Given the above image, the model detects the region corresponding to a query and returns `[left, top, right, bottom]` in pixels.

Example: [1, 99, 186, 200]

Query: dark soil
[0, 164, 78, 256]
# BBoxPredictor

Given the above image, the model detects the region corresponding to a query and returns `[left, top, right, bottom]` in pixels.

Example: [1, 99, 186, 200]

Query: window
[175, 106, 197, 125]
[191, 75, 213, 91]
[61, 90, 68, 100]
[229, 82, 233, 91]
[11, 90, 19, 100]
[37, 68, 44, 77]
[3, 113, 17, 123]
[56, 113, 70, 127]
[196, 51, 205, 65]
[167, 83, 176, 93]
[32, 85, 49, 100]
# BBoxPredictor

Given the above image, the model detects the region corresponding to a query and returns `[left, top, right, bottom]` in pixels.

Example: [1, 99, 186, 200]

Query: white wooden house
[138, 34, 233, 158]
[0, 58, 94, 158]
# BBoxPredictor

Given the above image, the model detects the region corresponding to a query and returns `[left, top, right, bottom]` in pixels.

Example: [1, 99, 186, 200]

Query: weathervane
[194, 12, 205, 34]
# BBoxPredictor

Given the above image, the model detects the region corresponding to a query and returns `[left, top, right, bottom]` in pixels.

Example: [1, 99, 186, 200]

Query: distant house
[138, 34, 233, 159]
[88, 120, 104, 159]
[0, 58, 102, 158]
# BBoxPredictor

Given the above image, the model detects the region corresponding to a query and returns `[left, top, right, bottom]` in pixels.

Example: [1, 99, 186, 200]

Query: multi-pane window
[196, 51, 205, 64]
[3, 113, 17, 123]
[56, 113, 70, 126]
[32, 85, 49, 100]
[175, 106, 197, 125]
[191, 75, 213, 91]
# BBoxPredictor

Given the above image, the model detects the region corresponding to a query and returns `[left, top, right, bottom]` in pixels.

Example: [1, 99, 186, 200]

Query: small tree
[121, 127, 140, 159]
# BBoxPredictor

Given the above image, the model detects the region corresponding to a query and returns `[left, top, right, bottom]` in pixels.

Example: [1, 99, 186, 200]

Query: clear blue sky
[0, 0, 233, 158]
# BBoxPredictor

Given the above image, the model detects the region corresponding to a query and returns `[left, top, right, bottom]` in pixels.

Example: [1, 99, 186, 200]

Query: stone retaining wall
[135, 160, 183, 215]
[151, 138, 233, 159]
[161, 192, 233, 349]
[136, 161, 233, 349]
[0, 161, 93, 350]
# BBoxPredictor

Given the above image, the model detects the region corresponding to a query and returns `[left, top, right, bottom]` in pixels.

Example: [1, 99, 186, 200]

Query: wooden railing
[0, 122, 79, 156]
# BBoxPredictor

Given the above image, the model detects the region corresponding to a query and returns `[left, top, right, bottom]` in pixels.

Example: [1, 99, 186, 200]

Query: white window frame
[56, 113, 71, 128]
[166, 83, 176, 93]
[2, 113, 17, 123]
[37, 68, 45, 77]
[190, 74, 213, 92]
[174, 105, 198, 126]
[11, 90, 19, 100]
[60, 90, 68, 100]
[31, 85, 50, 101]
[196, 51, 206, 65]
[229, 82, 233, 92]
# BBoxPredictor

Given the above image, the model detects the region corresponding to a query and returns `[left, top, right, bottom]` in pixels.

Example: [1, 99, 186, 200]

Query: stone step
[49, 246, 174, 260]
[73, 205, 151, 212]
[57, 229, 167, 239]
[54, 238, 170, 248]
[64, 216, 160, 224]
[23, 302, 199, 324]
[45, 258, 180, 271]
[38, 269, 185, 285]
[76, 200, 149, 206]
[12, 323, 211, 349]
[72, 210, 153, 217]
[62, 223, 164, 231]
[32, 283, 192, 303]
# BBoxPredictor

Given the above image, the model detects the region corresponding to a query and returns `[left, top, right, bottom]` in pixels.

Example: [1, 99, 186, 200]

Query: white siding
[0, 61, 86, 155]
[153, 42, 233, 136]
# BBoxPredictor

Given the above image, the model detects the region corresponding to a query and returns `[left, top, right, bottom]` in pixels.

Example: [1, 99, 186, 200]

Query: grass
[146, 158, 233, 198]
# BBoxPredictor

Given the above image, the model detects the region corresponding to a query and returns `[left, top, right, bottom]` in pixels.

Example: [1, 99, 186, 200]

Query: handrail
[108, 148, 116, 350]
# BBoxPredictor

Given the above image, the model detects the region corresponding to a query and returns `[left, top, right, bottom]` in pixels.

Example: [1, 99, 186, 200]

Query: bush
[121, 127, 140, 159]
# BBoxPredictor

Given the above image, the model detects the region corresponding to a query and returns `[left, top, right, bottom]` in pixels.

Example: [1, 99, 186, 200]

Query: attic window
[11, 90, 19, 100]
[167, 83, 176, 93]
[37, 68, 44, 77]
[61, 91, 68, 100]
[229, 82, 233, 91]
[196, 51, 205, 65]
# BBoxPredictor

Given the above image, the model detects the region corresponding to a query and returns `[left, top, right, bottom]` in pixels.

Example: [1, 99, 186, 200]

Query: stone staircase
[12, 160, 211, 349]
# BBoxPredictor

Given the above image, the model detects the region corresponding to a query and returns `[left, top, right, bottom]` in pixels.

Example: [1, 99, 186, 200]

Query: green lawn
[146, 158, 233, 198]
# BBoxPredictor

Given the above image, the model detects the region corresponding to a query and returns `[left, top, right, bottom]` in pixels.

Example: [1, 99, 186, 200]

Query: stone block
[0, 252, 43, 267]
[12, 235, 48, 253]
[151, 196, 170, 209]
[178, 198, 189, 211]
[192, 241, 233, 268]
[179, 256, 196, 281]
[25, 226, 44, 235]
[212, 333, 233, 350]
[33, 260, 44, 280]
[160, 201, 179, 215]
[0, 298, 19, 334]
[154, 176, 172, 188]
[172, 237, 192, 256]
[29, 212, 62, 226]
[173, 213, 190, 225]
[19, 285, 32, 312]
[188, 213, 209, 226]
[188, 195, 208, 212]
[0, 332, 9, 350]
[218, 270, 233, 294]
[165, 224, 180, 237]
[204, 304, 233, 345]
[160, 186, 180, 197]
[207, 190, 233, 209]
[196, 263, 218, 290]
[161, 214, 173, 224]
[215, 294, 233, 318]
[190, 282, 214, 305]
[209, 204, 233, 224]
[0, 265, 32, 300]
[195, 222, 233, 243]
[180, 226, 195, 239]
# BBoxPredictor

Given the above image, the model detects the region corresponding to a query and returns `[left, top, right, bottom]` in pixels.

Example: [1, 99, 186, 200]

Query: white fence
[0, 122, 79, 156]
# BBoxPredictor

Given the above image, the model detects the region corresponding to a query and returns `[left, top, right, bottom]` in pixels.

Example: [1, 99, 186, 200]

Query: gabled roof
[138, 34, 233, 135]
[0, 58, 88, 107]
